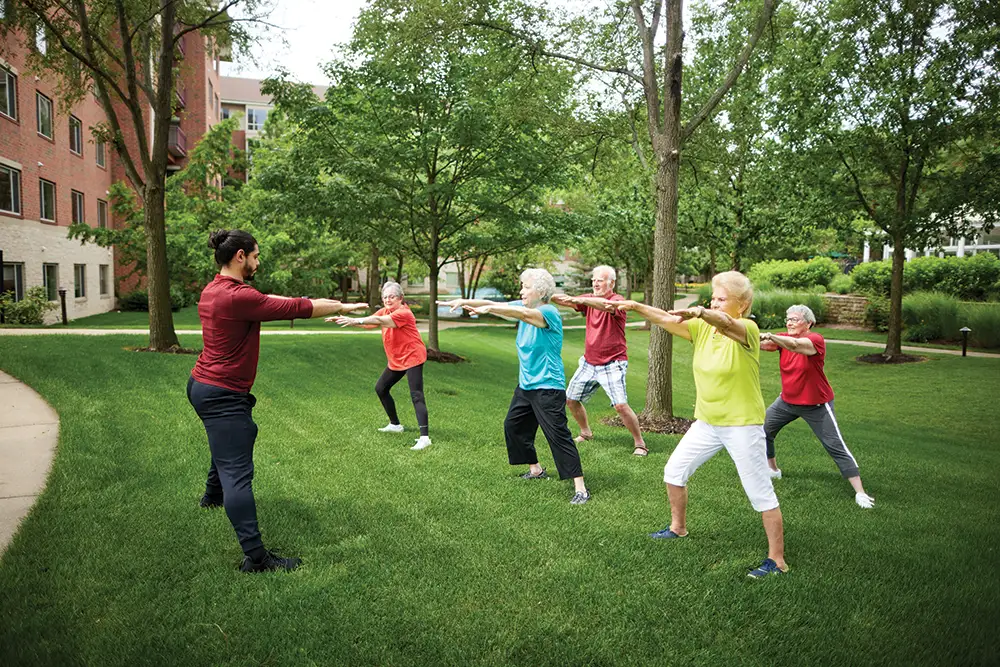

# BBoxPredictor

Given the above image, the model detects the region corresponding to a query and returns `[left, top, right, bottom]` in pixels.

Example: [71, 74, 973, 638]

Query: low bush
[864, 296, 890, 332]
[119, 289, 187, 312]
[748, 257, 841, 291]
[829, 274, 854, 294]
[851, 254, 1000, 301]
[0, 287, 58, 325]
[901, 292, 960, 343]
[961, 302, 1000, 348]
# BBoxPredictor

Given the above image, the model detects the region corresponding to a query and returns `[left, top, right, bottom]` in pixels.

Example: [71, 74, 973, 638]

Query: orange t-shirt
[378, 305, 427, 370]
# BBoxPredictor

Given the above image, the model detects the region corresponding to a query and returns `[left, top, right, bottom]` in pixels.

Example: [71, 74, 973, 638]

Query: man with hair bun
[188, 229, 367, 572]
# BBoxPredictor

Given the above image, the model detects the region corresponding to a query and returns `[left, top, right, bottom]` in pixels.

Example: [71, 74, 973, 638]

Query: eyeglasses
[785, 317, 804, 323]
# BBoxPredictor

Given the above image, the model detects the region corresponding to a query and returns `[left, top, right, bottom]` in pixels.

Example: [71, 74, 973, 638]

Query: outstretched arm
[436, 298, 496, 313]
[309, 300, 368, 318]
[465, 303, 548, 328]
[760, 332, 817, 356]
[329, 313, 396, 329]
[670, 306, 749, 346]
[616, 300, 691, 340]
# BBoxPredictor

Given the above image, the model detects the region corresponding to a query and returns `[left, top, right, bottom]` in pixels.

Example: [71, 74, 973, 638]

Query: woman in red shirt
[333, 281, 431, 450]
[761, 304, 875, 508]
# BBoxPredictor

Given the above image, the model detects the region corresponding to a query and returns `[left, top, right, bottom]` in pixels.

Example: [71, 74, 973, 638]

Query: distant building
[862, 221, 1000, 262]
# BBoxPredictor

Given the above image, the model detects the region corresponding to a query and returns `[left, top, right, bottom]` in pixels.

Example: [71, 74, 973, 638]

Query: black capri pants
[504, 386, 584, 480]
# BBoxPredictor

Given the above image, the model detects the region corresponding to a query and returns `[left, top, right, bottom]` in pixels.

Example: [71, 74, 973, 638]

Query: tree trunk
[366, 243, 380, 306]
[643, 267, 653, 305]
[709, 245, 717, 277]
[428, 258, 440, 351]
[144, 183, 179, 350]
[396, 253, 405, 283]
[885, 233, 906, 357]
[457, 259, 467, 299]
[645, 157, 680, 418]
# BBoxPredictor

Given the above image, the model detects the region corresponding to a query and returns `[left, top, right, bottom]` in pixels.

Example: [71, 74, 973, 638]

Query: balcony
[175, 86, 186, 110]
[167, 124, 187, 157]
[174, 26, 186, 59]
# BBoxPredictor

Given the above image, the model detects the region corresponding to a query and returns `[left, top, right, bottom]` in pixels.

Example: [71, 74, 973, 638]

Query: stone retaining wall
[823, 294, 868, 325]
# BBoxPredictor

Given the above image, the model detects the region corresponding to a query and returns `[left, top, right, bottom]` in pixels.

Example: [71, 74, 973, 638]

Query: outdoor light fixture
[960, 327, 971, 357]
[58, 288, 68, 326]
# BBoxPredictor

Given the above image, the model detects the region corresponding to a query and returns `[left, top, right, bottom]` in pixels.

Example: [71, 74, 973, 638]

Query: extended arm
[465, 303, 548, 328]
[309, 300, 367, 318]
[760, 332, 817, 356]
[436, 298, 496, 313]
[617, 300, 691, 340]
[670, 306, 749, 346]
[330, 313, 397, 329]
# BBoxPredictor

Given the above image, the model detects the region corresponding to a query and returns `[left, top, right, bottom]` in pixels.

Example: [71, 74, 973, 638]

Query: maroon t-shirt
[777, 331, 835, 405]
[573, 293, 628, 366]
[191, 275, 313, 393]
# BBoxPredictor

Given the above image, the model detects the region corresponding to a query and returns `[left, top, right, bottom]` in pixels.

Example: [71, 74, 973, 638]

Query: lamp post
[960, 327, 971, 357]
[58, 288, 68, 326]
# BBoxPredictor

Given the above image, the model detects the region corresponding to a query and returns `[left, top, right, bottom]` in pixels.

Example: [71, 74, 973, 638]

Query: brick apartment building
[1, 19, 222, 323]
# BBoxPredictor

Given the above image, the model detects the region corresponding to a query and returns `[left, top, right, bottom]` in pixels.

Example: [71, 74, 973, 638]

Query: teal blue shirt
[512, 301, 565, 390]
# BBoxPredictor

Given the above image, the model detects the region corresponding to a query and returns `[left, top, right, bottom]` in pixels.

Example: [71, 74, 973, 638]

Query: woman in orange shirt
[332, 281, 431, 450]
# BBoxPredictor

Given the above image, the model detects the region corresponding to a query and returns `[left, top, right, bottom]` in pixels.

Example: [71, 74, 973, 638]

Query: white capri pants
[663, 420, 779, 512]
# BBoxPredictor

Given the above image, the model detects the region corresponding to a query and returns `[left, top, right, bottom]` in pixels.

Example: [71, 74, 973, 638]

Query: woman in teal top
[438, 269, 590, 504]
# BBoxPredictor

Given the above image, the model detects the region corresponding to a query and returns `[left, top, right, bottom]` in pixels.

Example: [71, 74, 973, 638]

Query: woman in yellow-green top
[615, 271, 787, 578]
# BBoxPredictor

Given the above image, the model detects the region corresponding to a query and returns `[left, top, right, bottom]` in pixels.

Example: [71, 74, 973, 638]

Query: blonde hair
[712, 271, 753, 316]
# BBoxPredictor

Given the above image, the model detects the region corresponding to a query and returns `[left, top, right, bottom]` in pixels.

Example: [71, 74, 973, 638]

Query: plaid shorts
[566, 356, 629, 406]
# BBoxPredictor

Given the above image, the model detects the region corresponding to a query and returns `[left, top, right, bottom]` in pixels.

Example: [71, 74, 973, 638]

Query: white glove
[855, 492, 875, 509]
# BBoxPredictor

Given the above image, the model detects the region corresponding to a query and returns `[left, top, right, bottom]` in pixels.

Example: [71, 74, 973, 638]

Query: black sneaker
[239, 550, 302, 573]
[199, 494, 223, 509]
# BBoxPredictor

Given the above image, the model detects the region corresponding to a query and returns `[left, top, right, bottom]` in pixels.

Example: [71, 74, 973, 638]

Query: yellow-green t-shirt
[688, 317, 766, 426]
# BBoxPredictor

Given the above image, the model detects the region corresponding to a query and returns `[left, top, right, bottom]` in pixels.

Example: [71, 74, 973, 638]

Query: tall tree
[775, 0, 1000, 359]
[265, 0, 585, 352]
[471, 0, 778, 421]
[3, 0, 268, 350]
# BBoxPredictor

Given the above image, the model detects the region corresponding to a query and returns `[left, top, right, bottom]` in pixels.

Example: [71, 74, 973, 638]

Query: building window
[74, 264, 86, 298]
[0, 164, 21, 214]
[96, 139, 106, 168]
[39, 178, 55, 221]
[221, 107, 230, 120]
[247, 108, 268, 131]
[99, 264, 109, 296]
[69, 115, 83, 154]
[208, 80, 214, 110]
[2, 262, 24, 301]
[97, 198, 108, 228]
[215, 93, 220, 119]
[42, 263, 58, 301]
[0, 66, 16, 120]
[71, 189, 84, 223]
[36, 92, 53, 138]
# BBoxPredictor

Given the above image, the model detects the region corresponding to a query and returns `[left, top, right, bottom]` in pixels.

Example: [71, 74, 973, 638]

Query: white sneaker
[768, 468, 782, 480]
[378, 423, 405, 433]
[855, 492, 875, 509]
[411, 436, 432, 450]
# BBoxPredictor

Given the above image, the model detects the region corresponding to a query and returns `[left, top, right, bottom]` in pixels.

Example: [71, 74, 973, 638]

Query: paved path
[0, 371, 58, 555]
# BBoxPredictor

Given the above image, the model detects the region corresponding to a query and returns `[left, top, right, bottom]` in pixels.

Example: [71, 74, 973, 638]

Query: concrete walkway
[0, 371, 58, 555]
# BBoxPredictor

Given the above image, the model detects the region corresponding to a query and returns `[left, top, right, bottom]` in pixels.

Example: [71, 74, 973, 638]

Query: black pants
[375, 365, 429, 436]
[504, 386, 583, 480]
[187, 376, 264, 557]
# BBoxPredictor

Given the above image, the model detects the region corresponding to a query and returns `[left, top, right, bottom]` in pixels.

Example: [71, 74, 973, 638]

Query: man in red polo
[552, 265, 647, 456]
[188, 229, 366, 572]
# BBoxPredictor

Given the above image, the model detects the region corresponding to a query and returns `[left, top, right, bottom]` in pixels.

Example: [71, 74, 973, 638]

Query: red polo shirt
[573, 293, 628, 366]
[191, 275, 313, 393]
[777, 331, 835, 405]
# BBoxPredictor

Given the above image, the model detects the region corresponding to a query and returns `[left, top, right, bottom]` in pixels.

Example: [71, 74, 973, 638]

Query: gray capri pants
[764, 396, 860, 478]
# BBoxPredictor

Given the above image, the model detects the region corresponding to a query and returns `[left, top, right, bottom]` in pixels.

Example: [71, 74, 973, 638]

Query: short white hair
[381, 281, 404, 298]
[592, 265, 616, 283]
[712, 271, 754, 316]
[519, 268, 556, 303]
[787, 304, 816, 326]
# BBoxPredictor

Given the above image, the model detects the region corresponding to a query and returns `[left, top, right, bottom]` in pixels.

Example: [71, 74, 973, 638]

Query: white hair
[592, 265, 616, 283]
[381, 281, 404, 298]
[787, 304, 816, 326]
[712, 271, 754, 316]
[519, 268, 556, 303]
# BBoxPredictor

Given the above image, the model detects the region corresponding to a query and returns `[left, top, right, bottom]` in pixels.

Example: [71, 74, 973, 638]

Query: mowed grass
[0, 328, 998, 666]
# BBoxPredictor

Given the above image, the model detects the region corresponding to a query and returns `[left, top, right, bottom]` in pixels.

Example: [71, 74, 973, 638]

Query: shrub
[695, 283, 712, 308]
[901, 292, 960, 343]
[748, 257, 841, 291]
[751, 291, 826, 330]
[940, 253, 1000, 301]
[119, 288, 186, 312]
[829, 274, 853, 294]
[851, 261, 893, 297]
[864, 296, 890, 332]
[0, 287, 58, 325]
[851, 254, 1000, 300]
[962, 302, 1000, 348]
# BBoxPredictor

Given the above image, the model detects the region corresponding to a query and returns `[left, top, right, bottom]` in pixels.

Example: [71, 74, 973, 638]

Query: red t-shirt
[378, 304, 427, 371]
[777, 331, 835, 405]
[573, 293, 628, 366]
[192, 275, 313, 393]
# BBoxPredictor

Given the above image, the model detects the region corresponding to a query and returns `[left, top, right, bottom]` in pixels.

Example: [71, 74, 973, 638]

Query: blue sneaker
[649, 526, 687, 539]
[747, 558, 785, 578]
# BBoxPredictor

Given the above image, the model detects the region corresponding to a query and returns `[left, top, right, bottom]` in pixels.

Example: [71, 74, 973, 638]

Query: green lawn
[0, 329, 997, 665]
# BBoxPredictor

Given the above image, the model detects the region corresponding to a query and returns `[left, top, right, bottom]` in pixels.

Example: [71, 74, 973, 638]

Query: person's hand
[615, 300, 639, 311]
[760, 332, 773, 342]
[436, 299, 464, 312]
[332, 316, 359, 327]
[465, 304, 492, 315]
[668, 306, 704, 320]
[595, 298, 618, 312]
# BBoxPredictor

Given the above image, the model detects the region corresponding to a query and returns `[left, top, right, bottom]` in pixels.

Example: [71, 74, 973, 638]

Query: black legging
[375, 365, 429, 436]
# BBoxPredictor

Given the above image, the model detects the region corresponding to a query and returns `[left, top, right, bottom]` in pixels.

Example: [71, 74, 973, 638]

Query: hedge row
[864, 292, 1000, 348]
[747, 257, 841, 291]
[850, 253, 1000, 301]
